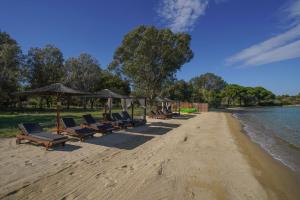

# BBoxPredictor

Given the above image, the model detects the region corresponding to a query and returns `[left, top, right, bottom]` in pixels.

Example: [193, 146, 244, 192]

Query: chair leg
[16, 138, 21, 144]
[45, 143, 50, 151]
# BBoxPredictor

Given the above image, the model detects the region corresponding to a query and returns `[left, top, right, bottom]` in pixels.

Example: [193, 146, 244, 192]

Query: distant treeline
[1, 26, 299, 109]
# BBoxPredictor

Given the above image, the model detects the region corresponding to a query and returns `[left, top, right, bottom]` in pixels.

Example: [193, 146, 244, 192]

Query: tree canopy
[25, 45, 64, 88]
[189, 73, 226, 106]
[160, 80, 192, 102]
[64, 53, 102, 92]
[0, 31, 23, 106]
[109, 25, 193, 101]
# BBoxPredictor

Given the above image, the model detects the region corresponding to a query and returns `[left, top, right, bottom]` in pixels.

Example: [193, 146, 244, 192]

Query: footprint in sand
[104, 177, 117, 188]
[25, 160, 33, 166]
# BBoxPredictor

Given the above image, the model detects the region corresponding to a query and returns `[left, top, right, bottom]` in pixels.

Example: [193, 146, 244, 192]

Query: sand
[0, 112, 299, 200]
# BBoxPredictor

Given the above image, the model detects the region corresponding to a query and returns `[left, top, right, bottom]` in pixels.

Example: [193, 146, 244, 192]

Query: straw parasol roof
[13, 83, 89, 134]
[13, 83, 88, 96]
[154, 96, 166, 102]
[89, 89, 128, 99]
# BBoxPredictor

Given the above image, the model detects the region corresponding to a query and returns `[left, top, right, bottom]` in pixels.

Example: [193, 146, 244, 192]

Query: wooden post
[109, 98, 112, 117]
[56, 94, 60, 134]
[131, 101, 134, 121]
[144, 98, 147, 121]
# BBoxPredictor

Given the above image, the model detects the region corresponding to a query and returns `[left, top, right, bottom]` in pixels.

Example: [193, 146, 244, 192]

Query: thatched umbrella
[87, 89, 128, 117]
[13, 83, 89, 133]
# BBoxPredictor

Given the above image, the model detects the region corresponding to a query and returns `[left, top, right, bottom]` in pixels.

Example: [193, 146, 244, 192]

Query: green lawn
[0, 108, 145, 137]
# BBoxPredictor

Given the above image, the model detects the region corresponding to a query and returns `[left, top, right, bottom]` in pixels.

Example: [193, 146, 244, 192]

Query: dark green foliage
[96, 70, 130, 95]
[109, 25, 193, 101]
[222, 84, 275, 106]
[0, 31, 23, 107]
[26, 45, 64, 88]
[276, 95, 300, 105]
[64, 53, 102, 92]
[160, 80, 192, 101]
[189, 73, 226, 106]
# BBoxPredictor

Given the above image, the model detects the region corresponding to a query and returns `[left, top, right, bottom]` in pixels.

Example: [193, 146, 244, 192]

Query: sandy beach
[0, 112, 299, 200]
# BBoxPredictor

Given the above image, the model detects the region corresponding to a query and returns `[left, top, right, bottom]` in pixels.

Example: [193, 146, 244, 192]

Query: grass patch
[0, 108, 145, 137]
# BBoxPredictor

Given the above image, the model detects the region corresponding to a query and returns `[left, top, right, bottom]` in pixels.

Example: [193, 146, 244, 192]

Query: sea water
[233, 106, 300, 174]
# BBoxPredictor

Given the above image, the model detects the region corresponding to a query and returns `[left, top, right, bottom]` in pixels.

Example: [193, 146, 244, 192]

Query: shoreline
[226, 113, 300, 199]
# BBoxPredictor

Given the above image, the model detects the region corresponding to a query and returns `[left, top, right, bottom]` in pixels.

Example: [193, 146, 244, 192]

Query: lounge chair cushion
[121, 111, 131, 120]
[66, 126, 94, 135]
[19, 123, 44, 135]
[28, 132, 68, 141]
[89, 123, 113, 130]
[83, 114, 97, 124]
[61, 118, 77, 128]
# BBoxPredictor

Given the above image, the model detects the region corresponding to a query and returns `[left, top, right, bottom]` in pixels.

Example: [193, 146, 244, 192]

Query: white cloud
[244, 39, 300, 66]
[283, 0, 300, 27]
[226, 0, 300, 67]
[157, 0, 209, 32]
[157, 0, 228, 32]
[227, 25, 300, 66]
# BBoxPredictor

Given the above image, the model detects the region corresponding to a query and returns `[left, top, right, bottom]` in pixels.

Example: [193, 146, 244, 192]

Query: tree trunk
[90, 99, 94, 109]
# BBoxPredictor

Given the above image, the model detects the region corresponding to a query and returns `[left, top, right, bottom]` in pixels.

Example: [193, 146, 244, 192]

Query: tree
[222, 84, 243, 106]
[160, 79, 192, 101]
[109, 25, 193, 103]
[96, 70, 130, 95]
[190, 73, 227, 92]
[25, 45, 64, 108]
[190, 73, 226, 106]
[0, 31, 23, 107]
[26, 45, 64, 88]
[64, 53, 102, 92]
[64, 53, 103, 109]
[252, 87, 275, 105]
[222, 85, 275, 106]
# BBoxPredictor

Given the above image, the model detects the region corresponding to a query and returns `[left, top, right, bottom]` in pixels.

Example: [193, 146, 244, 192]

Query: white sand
[0, 112, 299, 200]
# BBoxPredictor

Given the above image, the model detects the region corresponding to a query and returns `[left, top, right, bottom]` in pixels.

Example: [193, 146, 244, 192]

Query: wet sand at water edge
[0, 112, 299, 200]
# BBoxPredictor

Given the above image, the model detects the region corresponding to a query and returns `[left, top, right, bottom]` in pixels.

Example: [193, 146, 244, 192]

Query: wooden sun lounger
[112, 113, 133, 127]
[60, 118, 95, 141]
[16, 123, 68, 150]
[149, 111, 167, 119]
[121, 111, 146, 126]
[103, 113, 126, 129]
[82, 114, 114, 134]
[160, 110, 173, 118]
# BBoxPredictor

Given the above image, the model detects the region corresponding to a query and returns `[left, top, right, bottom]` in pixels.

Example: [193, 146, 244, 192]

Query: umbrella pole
[56, 95, 60, 134]
[131, 102, 134, 121]
[109, 98, 112, 117]
[144, 98, 147, 121]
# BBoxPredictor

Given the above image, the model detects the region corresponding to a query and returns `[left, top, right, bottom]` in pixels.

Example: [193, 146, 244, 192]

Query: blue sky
[1, 0, 300, 95]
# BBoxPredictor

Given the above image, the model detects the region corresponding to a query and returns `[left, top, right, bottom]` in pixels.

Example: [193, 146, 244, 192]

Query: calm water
[233, 106, 300, 174]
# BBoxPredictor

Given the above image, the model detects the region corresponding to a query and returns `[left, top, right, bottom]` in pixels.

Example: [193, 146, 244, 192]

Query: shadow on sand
[51, 143, 82, 151]
[148, 122, 181, 128]
[85, 132, 154, 150]
[126, 122, 176, 135]
[20, 141, 82, 152]
[172, 114, 196, 120]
